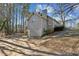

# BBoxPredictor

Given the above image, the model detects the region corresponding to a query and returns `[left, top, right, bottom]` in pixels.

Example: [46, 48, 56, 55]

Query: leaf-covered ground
[0, 30, 79, 56]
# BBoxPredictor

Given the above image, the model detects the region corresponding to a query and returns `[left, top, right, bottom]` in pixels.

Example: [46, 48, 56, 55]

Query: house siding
[28, 14, 43, 37]
[28, 13, 61, 37]
[48, 18, 54, 30]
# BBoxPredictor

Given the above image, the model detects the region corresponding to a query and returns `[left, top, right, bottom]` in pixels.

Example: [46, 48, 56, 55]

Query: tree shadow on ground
[0, 39, 66, 56]
[0, 46, 31, 56]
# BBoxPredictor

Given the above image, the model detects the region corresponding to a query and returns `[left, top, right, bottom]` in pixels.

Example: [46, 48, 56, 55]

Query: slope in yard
[0, 30, 79, 56]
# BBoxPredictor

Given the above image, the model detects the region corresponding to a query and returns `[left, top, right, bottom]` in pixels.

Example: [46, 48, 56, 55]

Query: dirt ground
[0, 29, 79, 56]
[0, 34, 79, 56]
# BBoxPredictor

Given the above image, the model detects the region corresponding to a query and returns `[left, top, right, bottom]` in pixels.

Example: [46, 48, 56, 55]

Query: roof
[27, 12, 60, 25]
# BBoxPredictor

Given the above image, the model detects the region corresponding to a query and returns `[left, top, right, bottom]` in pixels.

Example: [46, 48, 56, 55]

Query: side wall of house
[48, 18, 54, 30]
[42, 19, 47, 31]
[28, 14, 44, 37]
[41, 17, 54, 35]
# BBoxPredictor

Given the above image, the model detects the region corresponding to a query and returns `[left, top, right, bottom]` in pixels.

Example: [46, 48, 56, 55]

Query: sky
[29, 3, 79, 19]
[12, 3, 79, 28]
[12, 3, 79, 21]
[29, 3, 55, 16]
[28, 3, 79, 27]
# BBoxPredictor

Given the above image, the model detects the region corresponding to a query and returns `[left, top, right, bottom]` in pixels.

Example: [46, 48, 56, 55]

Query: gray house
[27, 12, 61, 37]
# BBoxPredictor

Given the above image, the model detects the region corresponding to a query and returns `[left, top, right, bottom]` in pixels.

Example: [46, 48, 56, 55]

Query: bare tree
[51, 3, 79, 27]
